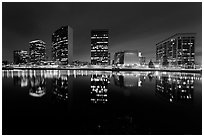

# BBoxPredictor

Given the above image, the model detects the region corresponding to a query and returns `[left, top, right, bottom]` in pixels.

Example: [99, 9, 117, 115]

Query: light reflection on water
[2, 70, 202, 134]
[2, 70, 202, 103]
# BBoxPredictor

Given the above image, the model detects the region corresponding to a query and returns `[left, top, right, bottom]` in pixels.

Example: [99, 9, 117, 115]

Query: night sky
[2, 2, 202, 64]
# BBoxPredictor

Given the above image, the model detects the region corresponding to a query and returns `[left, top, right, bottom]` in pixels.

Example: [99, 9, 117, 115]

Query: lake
[2, 70, 202, 135]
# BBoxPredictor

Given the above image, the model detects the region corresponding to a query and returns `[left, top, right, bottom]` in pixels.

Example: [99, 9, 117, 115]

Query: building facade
[156, 33, 195, 68]
[114, 50, 139, 66]
[13, 50, 30, 64]
[52, 26, 73, 65]
[138, 51, 146, 65]
[114, 51, 124, 65]
[91, 30, 109, 65]
[29, 40, 46, 65]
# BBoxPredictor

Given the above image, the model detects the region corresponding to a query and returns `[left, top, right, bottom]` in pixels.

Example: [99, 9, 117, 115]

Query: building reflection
[90, 74, 110, 104]
[29, 77, 46, 97]
[155, 73, 195, 103]
[13, 70, 29, 87]
[147, 73, 154, 81]
[12, 70, 46, 97]
[52, 75, 70, 101]
[113, 72, 146, 88]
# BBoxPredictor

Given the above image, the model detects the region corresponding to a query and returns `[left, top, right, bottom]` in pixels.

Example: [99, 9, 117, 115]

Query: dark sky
[2, 2, 202, 64]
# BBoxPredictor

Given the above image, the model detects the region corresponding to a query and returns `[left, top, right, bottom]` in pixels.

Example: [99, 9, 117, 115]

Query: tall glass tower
[52, 26, 73, 65]
[91, 29, 109, 65]
[29, 40, 46, 65]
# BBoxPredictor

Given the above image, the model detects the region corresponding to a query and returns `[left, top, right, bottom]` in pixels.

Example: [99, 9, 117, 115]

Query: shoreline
[2, 67, 202, 73]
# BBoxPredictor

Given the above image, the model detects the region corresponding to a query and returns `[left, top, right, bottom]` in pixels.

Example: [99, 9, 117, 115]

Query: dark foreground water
[2, 70, 202, 135]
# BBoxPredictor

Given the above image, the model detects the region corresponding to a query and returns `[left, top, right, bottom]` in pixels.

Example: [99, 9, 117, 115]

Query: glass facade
[52, 26, 73, 65]
[13, 50, 30, 64]
[114, 51, 124, 65]
[29, 40, 46, 65]
[156, 33, 195, 68]
[91, 30, 109, 65]
[114, 50, 139, 66]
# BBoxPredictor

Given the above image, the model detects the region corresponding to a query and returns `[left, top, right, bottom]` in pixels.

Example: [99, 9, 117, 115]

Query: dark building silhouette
[156, 33, 196, 68]
[13, 50, 29, 64]
[52, 26, 73, 65]
[29, 40, 46, 65]
[91, 30, 109, 65]
[148, 60, 155, 68]
[2, 60, 9, 65]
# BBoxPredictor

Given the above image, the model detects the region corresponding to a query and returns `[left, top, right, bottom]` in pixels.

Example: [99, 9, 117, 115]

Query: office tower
[91, 29, 109, 65]
[156, 33, 195, 68]
[13, 50, 30, 64]
[52, 26, 73, 65]
[29, 40, 46, 65]
[114, 50, 139, 66]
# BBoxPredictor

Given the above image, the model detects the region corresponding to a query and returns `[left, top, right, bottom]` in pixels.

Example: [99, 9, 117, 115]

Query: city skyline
[3, 2, 202, 65]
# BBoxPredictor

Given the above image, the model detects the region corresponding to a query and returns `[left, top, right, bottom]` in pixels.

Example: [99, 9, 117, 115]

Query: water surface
[2, 70, 202, 135]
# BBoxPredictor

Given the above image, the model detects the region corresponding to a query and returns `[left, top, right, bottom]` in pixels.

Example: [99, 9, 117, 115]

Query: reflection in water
[13, 75, 29, 87]
[112, 72, 147, 88]
[4, 70, 202, 103]
[147, 73, 154, 81]
[52, 75, 69, 101]
[29, 77, 46, 97]
[155, 73, 195, 103]
[90, 74, 110, 104]
[2, 70, 202, 134]
[12, 70, 46, 97]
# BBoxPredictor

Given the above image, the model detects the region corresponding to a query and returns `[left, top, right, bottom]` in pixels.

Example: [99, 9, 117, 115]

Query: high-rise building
[52, 26, 73, 65]
[156, 33, 195, 68]
[29, 40, 46, 65]
[13, 50, 30, 64]
[91, 29, 109, 65]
